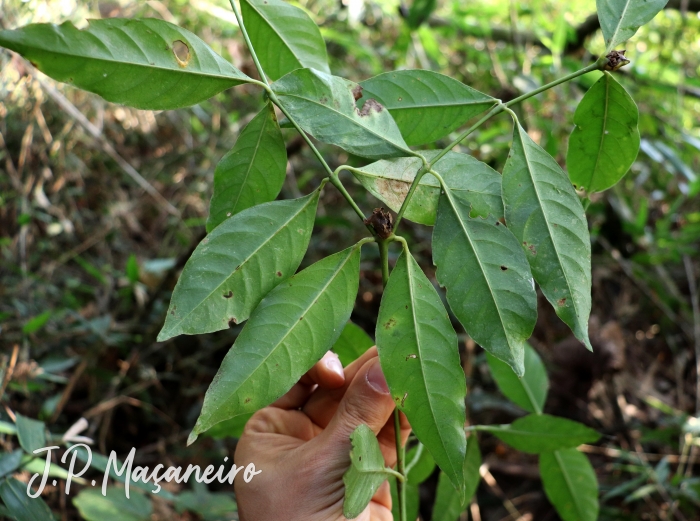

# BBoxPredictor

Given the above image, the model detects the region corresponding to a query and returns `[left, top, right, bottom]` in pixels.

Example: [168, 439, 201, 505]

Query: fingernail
[366, 359, 389, 394]
[326, 354, 344, 378]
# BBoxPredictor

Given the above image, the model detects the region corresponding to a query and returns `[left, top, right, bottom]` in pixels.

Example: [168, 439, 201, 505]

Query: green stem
[394, 408, 407, 521]
[383, 466, 406, 482]
[395, 57, 608, 230]
[379, 239, 390, 286]
[228, 0, 268, 86]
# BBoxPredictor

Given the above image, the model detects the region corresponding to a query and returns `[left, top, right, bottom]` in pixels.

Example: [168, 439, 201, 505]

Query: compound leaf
[433, 188, 537, 376]
[241, 0, 329, 81]
[377, 250, 466, 494]
[189, 245, 361, 444]
[597, 0, 668, 51]
[566, 72, 640, 193]
[503, 123, 592, 349]
[360, 70, 495, 146]
[207, 102, 287, 232]
[158, 190, 319, 341]
[0, 477, 54, 521]
[352, 150, 503, 226]
[0, 19, 252, 110]
[343, 424, 389, 519]
[272, 68, 412, 159]
[540, 449, 599, 521]
[480, 414, 600, 454]
[487, 343, 549, 414]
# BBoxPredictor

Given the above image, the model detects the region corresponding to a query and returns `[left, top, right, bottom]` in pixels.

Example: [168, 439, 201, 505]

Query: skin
[234, 347, 411, 521]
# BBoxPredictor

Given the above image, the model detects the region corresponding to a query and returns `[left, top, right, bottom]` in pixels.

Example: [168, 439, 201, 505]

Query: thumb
[324, 356, 396, 441]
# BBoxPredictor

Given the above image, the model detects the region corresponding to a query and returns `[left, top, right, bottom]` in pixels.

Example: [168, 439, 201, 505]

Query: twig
[50, 360, 88, 423]
[0, 345, 19, 403]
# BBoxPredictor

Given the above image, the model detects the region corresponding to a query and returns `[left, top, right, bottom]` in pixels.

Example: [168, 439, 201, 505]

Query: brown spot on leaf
[244, 397, 251, 403]
[500, 265, 508, 271]
[277, 271, 282, 277]
[357, 98, 384, 117]
[172, 40, 190, 67]
[228, 317, 237, 327]
[528, 244, 537, 256]
[384, 317, 397, 329]
[352, 84, 363, 101]
[557, 298, 567, 306]
[223, 290, 233, 298]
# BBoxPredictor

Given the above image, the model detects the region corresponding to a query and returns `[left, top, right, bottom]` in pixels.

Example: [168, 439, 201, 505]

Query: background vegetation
[1, 0, 699, 519]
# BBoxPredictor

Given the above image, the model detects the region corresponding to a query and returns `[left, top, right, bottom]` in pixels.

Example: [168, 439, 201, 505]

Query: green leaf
[566, 72, 640, 193]
[406, 443, 436, 484]
[207, 102, 287, 232]
[189, 244, 362, 444]
[73, 487, 152, 521]
[201, 413, 253, 439]
[15, 414, 46, 454]
[359, 70, 495, 146]
[272, 68, 412, 159]
[540, 449, 599, 521]
[503, 123, 592, 349]
[432, 435, 481, 521]
[596, 0, 668, 51]
[487, 343, 549, 414]
[0, 451, 23, 479]
[22, 311, 51, 334]
[241, 0, 329, 81]
[0, 477, 54, 521]
[0, 19, 252, 110]
[332, 321, 374, 367]
[174, 486, 237, 520]
[376, 249, 466, 494]
[406, 0, 437, 29]
[480, 414, 600, 454]
[351, 150, 503, 226]
[125, 254, 139, 284]
[158, 190, 319, 341]
[343, 424, 389, 519]
[433, 187, 537, 376]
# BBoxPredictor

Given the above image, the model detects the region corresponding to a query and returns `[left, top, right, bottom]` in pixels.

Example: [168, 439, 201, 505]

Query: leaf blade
[73, 487, 152, 521]
[158, 190, 319, 341]
[272, 68, 412, 159]
[0, 19, 252, 110]
[15, 414, 46, 454]
[376, 250, 467, 493]
[540, 449, 599, 521]
[343, 424, 389, 519]
[566, 72, 640, 194]
[352, 150, 503, 226]
[597, 0, 668, 51]
[503, 123, 592, 349]
[241, 0, 329, 81]
[359, 70, 496, 146]
[207, 102, 287, 232]
[189, 245, 361, 443]
[0, 477, 54, 521]
[487, 343, 549, 414]
[332, 321, 374, 367]
[481, 414, 600, 454]
[433, 188, 537, 376]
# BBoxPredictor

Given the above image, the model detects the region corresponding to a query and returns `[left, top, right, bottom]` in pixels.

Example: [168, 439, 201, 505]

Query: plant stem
[394, 57, 608, 230]
[394, 408, 407, 521]
[228, 0, 268, 86]
[378, 238, 390, 286]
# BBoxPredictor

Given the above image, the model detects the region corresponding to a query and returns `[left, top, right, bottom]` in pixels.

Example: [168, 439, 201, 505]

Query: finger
[301, 346, 378, 427]
[299, 351, 344, 388]
[271, 351, 344, 409]
[322, 357, 396, 442]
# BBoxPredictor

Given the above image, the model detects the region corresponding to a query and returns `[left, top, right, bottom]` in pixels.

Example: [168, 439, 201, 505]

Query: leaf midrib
[382, 100, 495, 111]
[165, 194, 316, 335]
[554, 450, 586, 519]
[277, 89, 411, 154]
[517, 127, 584, 335]
[442, 188, 511, 351]
[588, 74, 611, 192]
[205, 246, 357, 423]
[606, 0, 633, 49]
[405, 255, 460, 480]
[4, 39, 248, 82]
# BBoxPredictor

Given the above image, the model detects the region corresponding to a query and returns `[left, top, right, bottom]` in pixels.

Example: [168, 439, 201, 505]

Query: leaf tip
[186, 430, 199, 446]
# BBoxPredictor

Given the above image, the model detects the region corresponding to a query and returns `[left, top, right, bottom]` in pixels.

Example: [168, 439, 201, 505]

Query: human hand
[233, 347, 411, 521]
